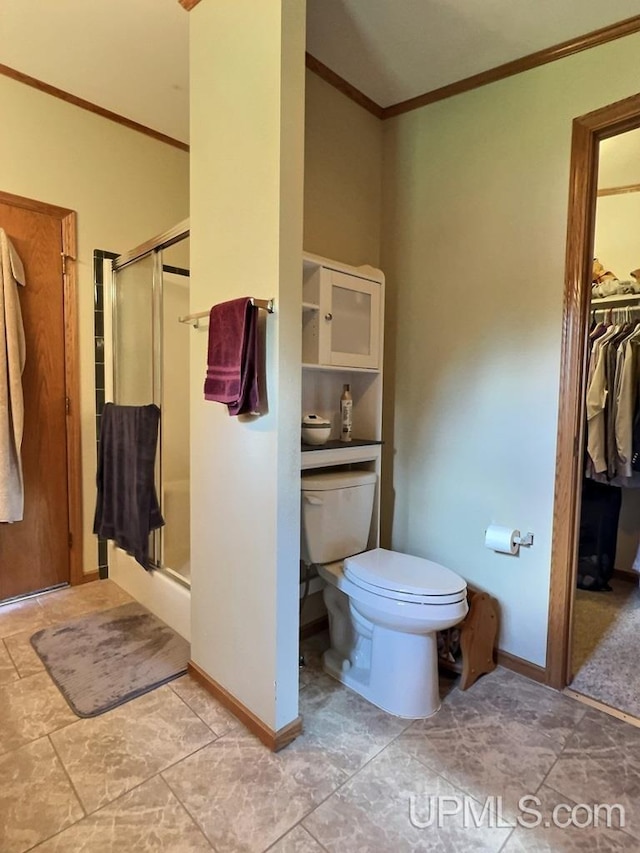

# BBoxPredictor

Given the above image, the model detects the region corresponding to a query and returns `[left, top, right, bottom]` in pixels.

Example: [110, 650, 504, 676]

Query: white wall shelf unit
[300, 251, 385, 549]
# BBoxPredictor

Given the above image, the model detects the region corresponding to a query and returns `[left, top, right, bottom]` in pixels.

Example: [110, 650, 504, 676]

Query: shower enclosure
[102, 220, 191, 638]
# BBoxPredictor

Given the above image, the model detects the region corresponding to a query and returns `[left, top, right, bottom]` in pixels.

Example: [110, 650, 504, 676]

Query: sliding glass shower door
[110, 227, 190, 584]
[113, 252, 157, 407]
[158, 244, 191, 584]
[112, 250, 162, 568]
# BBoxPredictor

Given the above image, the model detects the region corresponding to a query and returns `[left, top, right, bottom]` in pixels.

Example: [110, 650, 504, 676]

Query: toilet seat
[343, 548, 466, 605]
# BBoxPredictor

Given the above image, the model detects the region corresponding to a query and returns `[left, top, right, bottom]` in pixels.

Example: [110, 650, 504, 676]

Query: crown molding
[0, 63, 189, 151]
[383, 15, 640, 119]
[7, 9, 638, 145]
[305, 53, 384, 119]
[307, 15, 640, 121]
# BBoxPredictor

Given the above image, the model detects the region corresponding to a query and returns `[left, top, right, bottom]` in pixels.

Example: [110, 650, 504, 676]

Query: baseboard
[299, 615, 329, 640]
[187, 660, 302, 752]
[77, 571, 99, 586]
[612, 568, 638, 584]
[496, 649, 547, 684]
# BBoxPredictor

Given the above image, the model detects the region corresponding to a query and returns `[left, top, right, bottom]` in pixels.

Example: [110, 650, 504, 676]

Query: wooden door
[0, 193, 79, 600]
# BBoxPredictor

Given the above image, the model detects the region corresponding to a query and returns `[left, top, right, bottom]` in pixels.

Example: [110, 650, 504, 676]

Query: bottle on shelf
[340, 384, 353, 443]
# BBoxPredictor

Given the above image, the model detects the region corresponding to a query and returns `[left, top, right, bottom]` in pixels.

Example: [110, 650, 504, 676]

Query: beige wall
[382, 31, 640, 667]
[595, 192, 640, 282]
[0, 75, 189, 578]
[189, 0, 305, 731]
[595, 128, 640, 282]
[304, 70, 383, 268]
[598, 127, 640, 188]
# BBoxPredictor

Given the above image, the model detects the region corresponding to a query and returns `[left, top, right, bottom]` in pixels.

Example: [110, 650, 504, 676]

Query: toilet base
[322, 624, 442, 719]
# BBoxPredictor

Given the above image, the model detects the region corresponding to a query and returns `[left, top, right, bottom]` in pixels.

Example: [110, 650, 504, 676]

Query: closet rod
[178, 298, 274, 328]
[592, 305, 640, 322]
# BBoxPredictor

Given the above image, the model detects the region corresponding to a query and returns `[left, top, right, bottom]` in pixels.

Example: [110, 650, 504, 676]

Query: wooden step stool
[438, 588, 498, 690]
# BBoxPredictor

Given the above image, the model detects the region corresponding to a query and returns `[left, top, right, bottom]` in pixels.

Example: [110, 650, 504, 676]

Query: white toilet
[301, 469, 468, 718]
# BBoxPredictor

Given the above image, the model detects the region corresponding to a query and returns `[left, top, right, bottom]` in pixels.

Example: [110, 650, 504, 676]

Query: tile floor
[0, 579, 638, 851]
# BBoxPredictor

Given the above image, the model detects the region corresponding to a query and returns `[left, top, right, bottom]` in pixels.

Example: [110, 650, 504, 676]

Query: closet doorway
[548, 92, 640, 712]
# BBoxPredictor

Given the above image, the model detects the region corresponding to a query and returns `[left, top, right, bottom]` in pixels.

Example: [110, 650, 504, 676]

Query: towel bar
[178, 298, 274, 328]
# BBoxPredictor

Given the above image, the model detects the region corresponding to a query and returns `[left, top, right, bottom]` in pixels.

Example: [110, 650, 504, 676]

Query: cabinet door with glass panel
[303, 264, 381, 370]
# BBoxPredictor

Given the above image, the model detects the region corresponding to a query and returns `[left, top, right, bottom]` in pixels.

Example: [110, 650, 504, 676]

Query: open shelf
[302, 362, 380, 374]
[301, 438, 382, 452]
[301, 441, 382, 470]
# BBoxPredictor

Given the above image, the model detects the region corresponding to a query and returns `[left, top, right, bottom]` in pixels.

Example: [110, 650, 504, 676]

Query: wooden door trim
[0, 189, 74, 219]
[547, 92, 640, 689]
[0, 191, 85, 587]
[61, 211, 88, 586]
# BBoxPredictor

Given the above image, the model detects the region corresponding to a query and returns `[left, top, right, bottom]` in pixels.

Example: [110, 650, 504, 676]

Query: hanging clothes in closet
[580, 304, 640, 590]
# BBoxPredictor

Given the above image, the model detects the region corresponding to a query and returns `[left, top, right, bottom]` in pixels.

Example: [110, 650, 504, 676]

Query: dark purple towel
[204, 297, 260, 415]
[93, 403, 164, 570]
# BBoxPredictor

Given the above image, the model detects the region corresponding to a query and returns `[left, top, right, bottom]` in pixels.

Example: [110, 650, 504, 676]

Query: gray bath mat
[31, 602, 189, 717]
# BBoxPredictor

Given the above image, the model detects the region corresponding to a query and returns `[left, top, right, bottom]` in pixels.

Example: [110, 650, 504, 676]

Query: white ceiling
[0, 0, 639, 144]
[0, 0, 189, 142]
[306, 0, 640, 108]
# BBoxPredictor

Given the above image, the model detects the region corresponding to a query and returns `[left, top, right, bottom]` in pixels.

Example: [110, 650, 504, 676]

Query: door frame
[0, 190, 85, 587]
[547, 92, 640, 689]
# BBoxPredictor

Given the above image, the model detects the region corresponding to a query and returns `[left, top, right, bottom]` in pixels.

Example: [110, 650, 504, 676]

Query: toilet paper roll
[485, 525, 520, 555]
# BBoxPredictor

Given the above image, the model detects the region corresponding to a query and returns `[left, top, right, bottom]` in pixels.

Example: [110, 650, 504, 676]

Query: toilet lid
[344, 548, 466, 598]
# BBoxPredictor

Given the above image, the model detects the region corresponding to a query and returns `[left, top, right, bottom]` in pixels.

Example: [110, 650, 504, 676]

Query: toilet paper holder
[485, 525, 534, 554]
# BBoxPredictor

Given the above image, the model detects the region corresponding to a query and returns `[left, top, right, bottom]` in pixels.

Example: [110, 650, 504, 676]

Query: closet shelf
[591, 292, 640, 307]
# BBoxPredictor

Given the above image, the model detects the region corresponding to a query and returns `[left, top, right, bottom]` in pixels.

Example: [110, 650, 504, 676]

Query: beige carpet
[31, 602, 189, 717]
[570, 579, 640, 716]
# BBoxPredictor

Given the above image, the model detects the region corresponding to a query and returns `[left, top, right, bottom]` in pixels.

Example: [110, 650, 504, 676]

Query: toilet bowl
[318, 549, 467, 718]
[301, 471, 468, 718]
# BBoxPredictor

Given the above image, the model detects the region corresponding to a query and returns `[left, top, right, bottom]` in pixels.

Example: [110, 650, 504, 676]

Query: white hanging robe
[0, 228, 26, 522]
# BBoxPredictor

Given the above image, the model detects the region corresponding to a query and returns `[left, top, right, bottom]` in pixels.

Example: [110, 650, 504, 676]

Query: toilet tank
[301, 470, 377, 564]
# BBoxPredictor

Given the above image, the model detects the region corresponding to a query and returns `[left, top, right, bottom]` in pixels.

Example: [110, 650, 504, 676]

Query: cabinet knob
[324, 312, 333, 321]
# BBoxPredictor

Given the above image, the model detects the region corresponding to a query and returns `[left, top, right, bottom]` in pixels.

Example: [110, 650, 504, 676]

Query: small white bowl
[301, 414, 331, 446]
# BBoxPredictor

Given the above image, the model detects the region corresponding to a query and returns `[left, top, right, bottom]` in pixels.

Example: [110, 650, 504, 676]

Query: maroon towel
[204, 297, 260, 415]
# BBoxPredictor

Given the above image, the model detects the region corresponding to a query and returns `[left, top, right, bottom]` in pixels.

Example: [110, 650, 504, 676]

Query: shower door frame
[109, 218, 190, 580]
